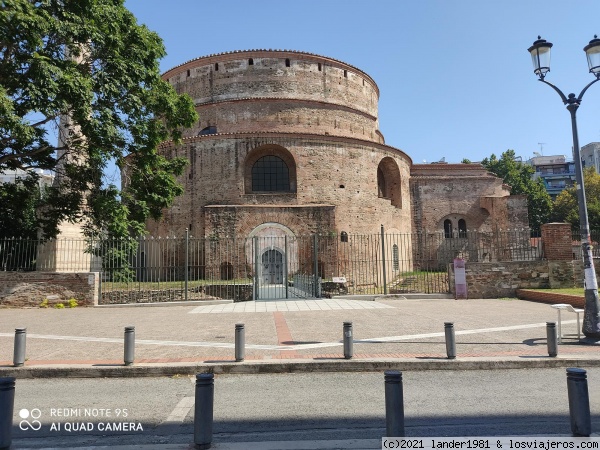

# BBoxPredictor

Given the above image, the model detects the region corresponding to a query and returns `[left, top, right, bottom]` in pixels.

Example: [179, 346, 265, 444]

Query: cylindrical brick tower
[151, 49, 412, 241]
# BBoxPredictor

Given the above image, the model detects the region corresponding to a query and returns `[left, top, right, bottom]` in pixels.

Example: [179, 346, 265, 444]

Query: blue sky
[124, 0, 600, 165]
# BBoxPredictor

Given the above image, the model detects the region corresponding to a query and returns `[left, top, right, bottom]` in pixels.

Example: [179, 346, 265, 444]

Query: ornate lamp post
[528, 36, 600, 340]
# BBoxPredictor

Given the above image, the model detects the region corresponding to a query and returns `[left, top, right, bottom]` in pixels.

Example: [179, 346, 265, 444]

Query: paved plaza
[1, 296, 599, 376]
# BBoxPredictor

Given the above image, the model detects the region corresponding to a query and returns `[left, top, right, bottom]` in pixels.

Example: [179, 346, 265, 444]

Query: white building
[581, 142, 600, 173]
[0, 168, 54, 188]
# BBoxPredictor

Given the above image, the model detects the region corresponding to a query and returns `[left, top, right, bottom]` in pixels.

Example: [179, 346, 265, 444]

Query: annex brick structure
[133, 49, 528, 282]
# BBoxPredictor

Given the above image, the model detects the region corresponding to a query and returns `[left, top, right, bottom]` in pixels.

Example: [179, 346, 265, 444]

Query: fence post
[235, 323, 245, 362]
[194, 373, 214, 449]
[567, 368, 591, 437]
[13, 328, 26, 367]
[0, 377, 15, 450]
[546, 322, 558, 357]
[384, 370, 405, 437]
[381, 225, 387, 295]
[313, 234, 319, 298]
[124, 326, 135, 366]
[185, 228, 189, 302]
[253, 237, 259, 301]
[444, 322, 456, 359]
[343, 321, 353, 359]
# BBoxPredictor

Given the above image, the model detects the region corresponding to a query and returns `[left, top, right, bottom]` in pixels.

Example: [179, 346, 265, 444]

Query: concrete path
[1, 296, 599, 378]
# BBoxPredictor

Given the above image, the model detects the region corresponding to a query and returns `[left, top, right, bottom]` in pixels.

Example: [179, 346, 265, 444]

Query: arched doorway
[262, 249, 284, 284]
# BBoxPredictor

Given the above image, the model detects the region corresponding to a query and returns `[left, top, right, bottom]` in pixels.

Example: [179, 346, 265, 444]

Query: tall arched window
[458, 219, 467, 238]
[444, 219, 453, 239]
[251, 155, 290, 192]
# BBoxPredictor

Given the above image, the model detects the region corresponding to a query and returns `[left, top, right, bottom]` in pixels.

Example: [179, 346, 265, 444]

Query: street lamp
[528, 35, 600, 341]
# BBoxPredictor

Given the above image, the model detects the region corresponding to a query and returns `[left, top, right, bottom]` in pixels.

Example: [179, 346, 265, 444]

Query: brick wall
[0, 272, 99, 307]
[541, 223, 573, 260]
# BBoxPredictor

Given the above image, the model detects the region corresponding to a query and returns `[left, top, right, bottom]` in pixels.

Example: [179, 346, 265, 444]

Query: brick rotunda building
[135, 50, 528, 284]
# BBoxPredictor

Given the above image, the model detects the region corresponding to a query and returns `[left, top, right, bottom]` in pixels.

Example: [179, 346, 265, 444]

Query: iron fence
[1, 228, 546, 303]
[571, 229, 600, 259]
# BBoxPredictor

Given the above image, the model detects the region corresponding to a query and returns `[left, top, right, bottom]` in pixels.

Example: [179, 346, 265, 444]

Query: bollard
[13, 328, 26, 367]
[343, 322, 353, 359]
[0, 377, 15, 450]
[194, 373, 214, 449]
[235, 323, 245, 362]
[546, 322, 558, 357]
[384, 370, 405, 437]
[567, 368, 591, 437]
[124, 326, 135, 366]
[444, 322, 456, 359]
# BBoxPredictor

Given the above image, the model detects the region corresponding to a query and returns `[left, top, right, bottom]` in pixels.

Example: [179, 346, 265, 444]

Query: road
[9, 368, 600, 448]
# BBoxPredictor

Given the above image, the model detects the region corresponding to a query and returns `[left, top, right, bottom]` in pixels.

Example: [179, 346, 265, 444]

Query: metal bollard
[343, 321, 353, 359]
[567, 368, 591, 437]
[444, 322, 456, 359]
[235, 323, 245, 362]
[0, 377, 15, 450]
[384, 370, 405, 437]
[13, 328, 26, 367]
[124, 326, 135, 366]
[546, 322, 558, 357]
[194, 373, 214, 449]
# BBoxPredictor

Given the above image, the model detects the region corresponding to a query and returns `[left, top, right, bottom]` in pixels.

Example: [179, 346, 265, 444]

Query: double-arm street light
[528, 36, 600, 340]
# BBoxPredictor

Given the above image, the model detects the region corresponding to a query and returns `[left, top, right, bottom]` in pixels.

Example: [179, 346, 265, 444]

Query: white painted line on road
[355, 321, 578, 344]
[0, 320, 575, 352]
[162, 396, 194, 424]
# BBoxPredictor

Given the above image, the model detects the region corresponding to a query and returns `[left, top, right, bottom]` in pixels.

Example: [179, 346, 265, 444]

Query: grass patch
[527, 288, 584, 297]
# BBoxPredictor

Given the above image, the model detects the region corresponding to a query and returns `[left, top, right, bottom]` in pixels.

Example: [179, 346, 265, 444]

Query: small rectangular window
[344, 70, 347, 78]
[249, 58, 254, 65]
[187, 69, 190, 77]
[215, 63, 219, 71]
[318, 63, 322, 71]
[285, 58, 290, 67]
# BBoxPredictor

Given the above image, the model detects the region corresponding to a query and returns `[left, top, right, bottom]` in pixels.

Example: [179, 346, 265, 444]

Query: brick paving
[1, 297, 599, 368]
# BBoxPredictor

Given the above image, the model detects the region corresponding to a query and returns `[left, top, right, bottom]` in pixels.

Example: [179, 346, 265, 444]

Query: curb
[2, 356, 600, 378]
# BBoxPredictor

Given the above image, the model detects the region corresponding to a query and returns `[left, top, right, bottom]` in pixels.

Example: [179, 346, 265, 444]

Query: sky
[124, 0, 600, 165]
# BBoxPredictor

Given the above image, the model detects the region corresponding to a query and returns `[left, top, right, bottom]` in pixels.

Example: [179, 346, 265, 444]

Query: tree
[0, 0, 197, 239]
[552, 167, 600, 231]
[481, 150, 553, 230]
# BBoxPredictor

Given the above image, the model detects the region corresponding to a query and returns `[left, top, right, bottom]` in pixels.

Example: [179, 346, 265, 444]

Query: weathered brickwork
[541, 223, 573, 260]
[410, 164, 529, 233]
[0, 272, 99, 307]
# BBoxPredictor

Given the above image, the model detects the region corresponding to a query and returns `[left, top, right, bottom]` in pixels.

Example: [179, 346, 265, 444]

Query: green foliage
[0, 0, 198, 240]
[481, 150, 553, 230]
[68, 298, 78, 308]
[0, 174, 42, 239]
[40, 298, 49, 308]
[461, 158, 472, 164]
[552, 167, 600, 230]
[54, 303, 65, 309]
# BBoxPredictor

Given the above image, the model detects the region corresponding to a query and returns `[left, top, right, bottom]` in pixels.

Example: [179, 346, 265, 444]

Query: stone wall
[541, 223, 573, 260]
[0, 272, 99, 307]
[449, 259, 600, 298]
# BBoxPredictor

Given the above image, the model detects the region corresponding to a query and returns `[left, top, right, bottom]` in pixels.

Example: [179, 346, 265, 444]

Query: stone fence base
[0, 272, 99, 307]
[449, 260, 600, 299]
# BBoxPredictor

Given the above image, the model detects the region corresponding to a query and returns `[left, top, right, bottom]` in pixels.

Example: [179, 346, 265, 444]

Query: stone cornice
[159, 131, 411, 164]
[162, 49, 380, 97]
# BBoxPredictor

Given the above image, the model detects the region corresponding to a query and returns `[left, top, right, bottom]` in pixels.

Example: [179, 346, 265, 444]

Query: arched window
[252, 155, 290, 192]
[377, 167, 387, 198]
[458, 219, 467, 238]
[444, 219, 453, 239]
[198, 126, 217, 136]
